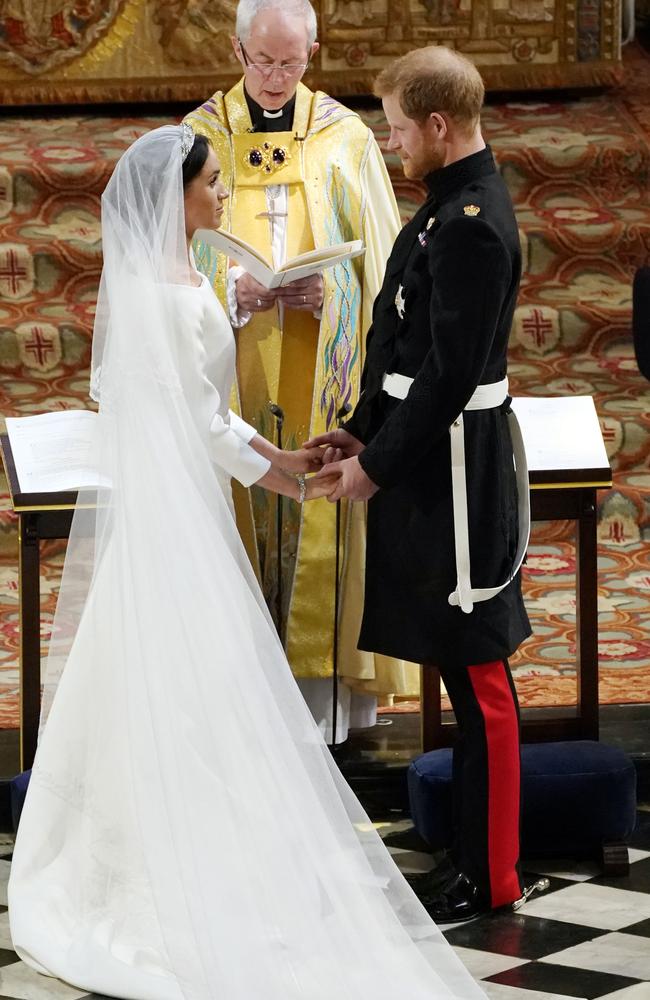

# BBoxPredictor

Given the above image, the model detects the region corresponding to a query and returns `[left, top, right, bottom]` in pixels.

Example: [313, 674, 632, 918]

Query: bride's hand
[280, 447, 325, 475]
[304, 472, 340, 501]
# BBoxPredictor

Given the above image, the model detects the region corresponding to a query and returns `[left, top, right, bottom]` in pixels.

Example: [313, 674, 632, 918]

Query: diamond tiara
[180, 121, 196, 162]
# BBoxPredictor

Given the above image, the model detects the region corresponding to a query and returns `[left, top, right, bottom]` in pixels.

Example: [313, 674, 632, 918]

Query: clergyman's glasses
[238, 40, 310, 79]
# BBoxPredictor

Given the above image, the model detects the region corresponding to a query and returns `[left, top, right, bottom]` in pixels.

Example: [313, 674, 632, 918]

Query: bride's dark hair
[182, 133, 211, 188]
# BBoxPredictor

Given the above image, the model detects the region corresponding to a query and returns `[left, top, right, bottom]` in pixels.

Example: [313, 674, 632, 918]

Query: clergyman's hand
[304, 428, 364, 466]
[277, 273, 324, 312]
[235, 271, 277, 313]
[315, 455, 378, 503]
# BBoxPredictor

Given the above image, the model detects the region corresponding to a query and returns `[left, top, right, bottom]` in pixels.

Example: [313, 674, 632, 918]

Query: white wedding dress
[8, 126, 485, 1000]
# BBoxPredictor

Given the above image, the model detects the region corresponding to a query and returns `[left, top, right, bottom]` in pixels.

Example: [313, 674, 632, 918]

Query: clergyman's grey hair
[236, 0, 318, 48]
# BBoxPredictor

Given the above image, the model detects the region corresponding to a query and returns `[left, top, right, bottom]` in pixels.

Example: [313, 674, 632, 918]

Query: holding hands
[304, 431, 378, 502]
[303, 428, 365, 466]
[277, 428, 363, 478]
[302, 470, 341, 501]
[278, 447, 326, 476]
[256, 440, 338, 503]
[316, 456, 378, 503]
[279, 429, 378, 503]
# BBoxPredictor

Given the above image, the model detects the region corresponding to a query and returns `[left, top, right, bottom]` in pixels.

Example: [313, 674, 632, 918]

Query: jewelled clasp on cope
[244, 142, 291, 175]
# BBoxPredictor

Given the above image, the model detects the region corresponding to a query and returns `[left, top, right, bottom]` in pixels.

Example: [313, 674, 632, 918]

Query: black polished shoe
[425, 873, 552, 924]
[406, 854, 458, 905]
[424, 872, 490, 924]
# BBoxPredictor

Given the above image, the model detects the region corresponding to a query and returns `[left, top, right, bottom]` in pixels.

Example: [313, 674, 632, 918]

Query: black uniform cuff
[358, 446, 391, 491]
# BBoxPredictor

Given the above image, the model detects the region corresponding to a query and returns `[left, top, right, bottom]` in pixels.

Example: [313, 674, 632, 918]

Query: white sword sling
[381, 373, 530, 615]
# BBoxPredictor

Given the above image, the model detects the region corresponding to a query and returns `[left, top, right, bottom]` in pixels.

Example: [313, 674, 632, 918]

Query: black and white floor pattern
[385, 807, 650, 1000]
[0, 811, 647, 999]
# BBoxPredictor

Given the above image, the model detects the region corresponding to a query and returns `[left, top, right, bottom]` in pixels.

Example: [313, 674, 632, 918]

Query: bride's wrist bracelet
[296, 474, 307, 504]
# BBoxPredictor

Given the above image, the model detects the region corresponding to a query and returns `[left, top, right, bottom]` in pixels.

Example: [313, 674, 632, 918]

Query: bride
[8, 124, 485, 1000]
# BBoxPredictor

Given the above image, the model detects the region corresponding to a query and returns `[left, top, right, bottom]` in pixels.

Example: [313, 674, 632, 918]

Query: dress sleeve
[166, 284, 271, 488]
[208, 408, 270, 488]
[227, 410, 258, 443]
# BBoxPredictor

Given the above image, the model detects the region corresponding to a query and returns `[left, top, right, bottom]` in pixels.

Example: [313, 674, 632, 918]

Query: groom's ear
[428, 112, 448, 139]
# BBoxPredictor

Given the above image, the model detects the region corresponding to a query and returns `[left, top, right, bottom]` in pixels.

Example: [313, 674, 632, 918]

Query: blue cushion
[408, 741, 637, 856]
[10, 769, 31, 831]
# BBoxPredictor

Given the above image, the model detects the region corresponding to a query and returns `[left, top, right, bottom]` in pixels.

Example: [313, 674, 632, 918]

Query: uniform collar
[424, 145, 495, 202]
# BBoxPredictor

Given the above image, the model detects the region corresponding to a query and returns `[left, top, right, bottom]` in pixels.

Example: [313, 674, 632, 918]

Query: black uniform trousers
[434, 657, 523, 908]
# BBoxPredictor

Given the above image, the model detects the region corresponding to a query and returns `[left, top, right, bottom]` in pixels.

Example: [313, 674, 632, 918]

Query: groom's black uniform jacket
[345, 146, 531, 666]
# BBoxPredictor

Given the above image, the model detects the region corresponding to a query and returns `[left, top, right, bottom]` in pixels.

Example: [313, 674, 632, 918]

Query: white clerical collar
[263, 108, 284, 119]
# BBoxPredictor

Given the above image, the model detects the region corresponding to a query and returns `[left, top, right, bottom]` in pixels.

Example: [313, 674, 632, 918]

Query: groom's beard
[402, 139, 446, 181]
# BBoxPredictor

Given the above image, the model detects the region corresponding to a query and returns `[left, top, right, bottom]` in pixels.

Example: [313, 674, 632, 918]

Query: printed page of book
[5, 410, 101, 494]
[196, 229, 272, 286]
[196, 229, 364, 289]
[274, 241, 365, 287]
[511, 396, 609, 473]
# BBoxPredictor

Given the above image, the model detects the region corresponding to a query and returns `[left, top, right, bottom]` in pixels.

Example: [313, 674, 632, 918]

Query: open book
[5, 410, 102, 495]
[511, 396, 609, 474]
[195, 228, 365, 290]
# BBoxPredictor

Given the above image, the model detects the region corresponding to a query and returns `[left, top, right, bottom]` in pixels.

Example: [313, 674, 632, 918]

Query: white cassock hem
[296, 677, 377, 744]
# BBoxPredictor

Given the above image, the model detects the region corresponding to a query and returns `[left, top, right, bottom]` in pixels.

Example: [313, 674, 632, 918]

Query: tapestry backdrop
[0, 0, 622, 106]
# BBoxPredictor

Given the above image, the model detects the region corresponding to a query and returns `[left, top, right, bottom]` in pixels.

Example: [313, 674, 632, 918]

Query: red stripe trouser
[436, 658, 523, 908]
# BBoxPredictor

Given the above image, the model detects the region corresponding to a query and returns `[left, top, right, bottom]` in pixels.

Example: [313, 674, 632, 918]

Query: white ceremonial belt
[448, 376, 531, 614]
[463, 379, 509, 410]
[382, 372, 414, 400]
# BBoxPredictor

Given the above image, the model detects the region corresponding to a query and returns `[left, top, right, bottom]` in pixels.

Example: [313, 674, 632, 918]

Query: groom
[309, 46, 534, 923]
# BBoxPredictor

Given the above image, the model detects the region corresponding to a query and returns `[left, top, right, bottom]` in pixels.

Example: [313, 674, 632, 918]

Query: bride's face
[184, 146, 228, 237]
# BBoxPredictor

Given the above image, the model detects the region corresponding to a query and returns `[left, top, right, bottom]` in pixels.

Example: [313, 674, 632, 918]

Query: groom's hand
[315, 455, 378, 503]
[304, 428, 364, 466]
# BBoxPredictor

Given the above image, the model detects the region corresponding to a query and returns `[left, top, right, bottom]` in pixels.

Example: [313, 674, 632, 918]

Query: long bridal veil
[9, 126, 485, 1000]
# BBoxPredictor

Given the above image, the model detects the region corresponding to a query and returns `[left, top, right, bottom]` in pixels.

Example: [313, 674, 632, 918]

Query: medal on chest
[417, 215, 436, 248]
[395, 284, 406, 320]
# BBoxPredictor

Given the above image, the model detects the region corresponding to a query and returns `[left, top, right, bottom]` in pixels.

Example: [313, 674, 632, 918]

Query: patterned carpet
[1, 46, 650, 728]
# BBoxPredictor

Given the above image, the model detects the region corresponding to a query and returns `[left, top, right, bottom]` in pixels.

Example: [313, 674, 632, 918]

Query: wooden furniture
[1, 434, 76, 770]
